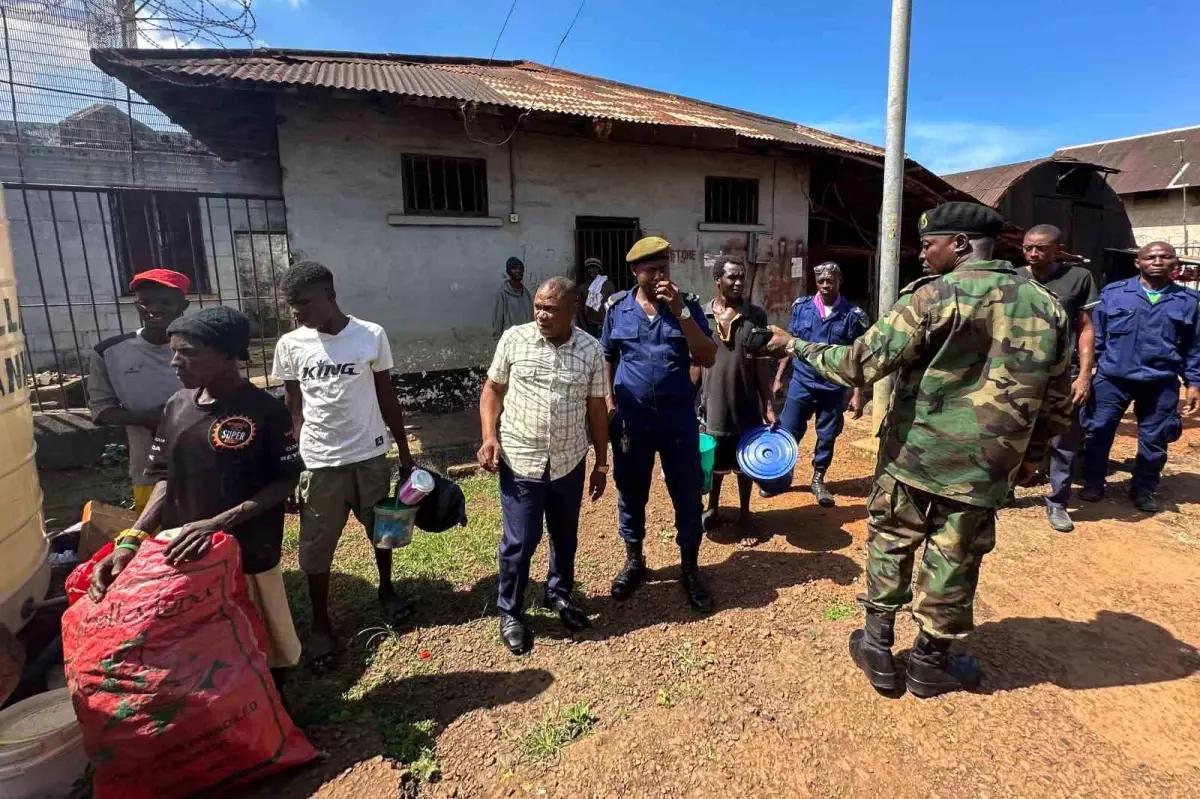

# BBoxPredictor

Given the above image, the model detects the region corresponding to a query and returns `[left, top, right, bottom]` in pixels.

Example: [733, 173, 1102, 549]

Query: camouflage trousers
[862, 471, 997, 639]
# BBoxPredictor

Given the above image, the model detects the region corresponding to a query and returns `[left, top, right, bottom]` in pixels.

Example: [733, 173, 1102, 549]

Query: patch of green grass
[380, 715, 437, 763]
[658, 527, 675, 545]
[808, 626, 819, 641]
[821, 599, 855, 622]
[656, 688, 673, 708]
[517, 703, 597, 764]
[672, 641, 714, 676]
[389, 474, 501, 583]
[409, 747, 442, 783]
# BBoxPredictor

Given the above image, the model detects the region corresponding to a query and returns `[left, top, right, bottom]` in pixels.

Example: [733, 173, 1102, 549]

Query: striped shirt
[487, 323, 606, 480]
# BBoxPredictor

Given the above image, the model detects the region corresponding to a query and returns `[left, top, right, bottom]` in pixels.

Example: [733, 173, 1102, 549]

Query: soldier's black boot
[848, 610, 898, 693]
[905, 631, 982, 698]
[610, 541, 646, 600]
[679, 549, 712, 613]
[811, 470, 835, 507]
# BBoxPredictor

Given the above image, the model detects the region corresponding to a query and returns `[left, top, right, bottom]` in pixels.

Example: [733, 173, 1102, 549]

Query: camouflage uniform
[793, 259, 1073, 638]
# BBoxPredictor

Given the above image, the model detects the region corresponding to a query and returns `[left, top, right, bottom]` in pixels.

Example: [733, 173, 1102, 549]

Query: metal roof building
[944, 155, 1135, 282]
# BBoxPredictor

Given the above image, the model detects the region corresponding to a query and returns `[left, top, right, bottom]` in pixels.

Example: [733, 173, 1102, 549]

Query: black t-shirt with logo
[147, 383, 301, 574]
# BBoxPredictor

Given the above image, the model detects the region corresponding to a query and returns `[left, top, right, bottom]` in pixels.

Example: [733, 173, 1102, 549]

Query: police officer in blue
[1080, 241, 1200, 513]
[771, 261, 869, 506]
[602, 236, 718, 612]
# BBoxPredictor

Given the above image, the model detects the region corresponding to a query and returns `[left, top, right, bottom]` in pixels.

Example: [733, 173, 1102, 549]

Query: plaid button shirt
[488, 322, 606, 480]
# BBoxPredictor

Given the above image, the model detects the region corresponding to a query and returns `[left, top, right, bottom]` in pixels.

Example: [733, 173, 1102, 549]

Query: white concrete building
[93, 49, 973, 388]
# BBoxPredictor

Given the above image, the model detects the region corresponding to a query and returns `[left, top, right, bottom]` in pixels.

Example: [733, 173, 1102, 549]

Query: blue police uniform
[602, 290, 712, 549]
[1081, 278, 1200, 496]
[779, 295, 869, 474]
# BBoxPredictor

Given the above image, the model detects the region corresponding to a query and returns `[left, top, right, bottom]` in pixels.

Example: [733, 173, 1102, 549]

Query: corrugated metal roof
[90, 49, 884, 157]
[1056, 125, 1199, 194]
[941, 158, 1052, 207]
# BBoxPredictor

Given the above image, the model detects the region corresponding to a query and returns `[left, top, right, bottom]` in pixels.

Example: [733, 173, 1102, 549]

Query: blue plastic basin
[736, 425, 798, 496]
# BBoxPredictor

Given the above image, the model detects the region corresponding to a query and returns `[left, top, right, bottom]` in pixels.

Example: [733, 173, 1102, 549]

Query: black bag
[415, 470, 468, 533]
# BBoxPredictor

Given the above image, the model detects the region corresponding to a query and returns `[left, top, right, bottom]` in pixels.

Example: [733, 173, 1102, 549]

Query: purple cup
[396, 468, 435, 506]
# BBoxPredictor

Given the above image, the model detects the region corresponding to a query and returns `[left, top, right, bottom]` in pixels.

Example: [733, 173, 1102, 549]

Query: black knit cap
[918, 202, 1005, 238]
[167, 306, 251, 361]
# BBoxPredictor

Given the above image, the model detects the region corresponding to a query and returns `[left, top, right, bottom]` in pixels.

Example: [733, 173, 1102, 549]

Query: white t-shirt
[271, 316, 394, 469]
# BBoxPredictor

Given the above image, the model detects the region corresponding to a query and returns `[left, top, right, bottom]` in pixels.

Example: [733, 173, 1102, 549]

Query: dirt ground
[213, 413, 1200, 799]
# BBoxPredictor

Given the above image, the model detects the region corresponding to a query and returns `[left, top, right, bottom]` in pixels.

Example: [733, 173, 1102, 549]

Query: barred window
[402, 154, 488, 216]
[705, 177, 759, 225]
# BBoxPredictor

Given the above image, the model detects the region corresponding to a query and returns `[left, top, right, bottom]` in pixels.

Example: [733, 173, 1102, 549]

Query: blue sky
[244, 0, 1198, 175]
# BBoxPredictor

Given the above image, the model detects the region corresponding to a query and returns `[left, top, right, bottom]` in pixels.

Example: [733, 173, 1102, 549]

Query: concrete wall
[277, 96, 811, 373]
[0, 142, 280, 195]
[10, 187, 288, 374]
[1124, 190, 1200, 256]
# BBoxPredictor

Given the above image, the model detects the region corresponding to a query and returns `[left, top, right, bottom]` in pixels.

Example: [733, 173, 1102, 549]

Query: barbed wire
[2, 0, 256, 48]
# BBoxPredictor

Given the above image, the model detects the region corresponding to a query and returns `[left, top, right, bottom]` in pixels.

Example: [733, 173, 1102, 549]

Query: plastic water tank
[0, 190, 49, 634]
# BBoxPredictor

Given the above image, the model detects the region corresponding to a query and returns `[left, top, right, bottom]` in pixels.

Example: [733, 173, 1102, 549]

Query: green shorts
[297, 455, 392, 574]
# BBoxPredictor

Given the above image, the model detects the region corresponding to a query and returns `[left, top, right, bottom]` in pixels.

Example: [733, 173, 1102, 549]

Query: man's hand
[655, 280, 686, 318]
[1186, 386, 1200, 416]
[589, 468, 608, 501]
[396, 458, 415, 482]
[1070, 374, 1092, 408]
[164, 518, 222, 566]
[764, 403, 777, 426]
[1015, 461, 1038, 487]
[762, 326, 796, 357]
[88, 546, 137, 602]
[771, 377, 785, 397]
[478, 438, 502, 473]
[848, 389, 865, 420]
[606, 396, 618, 419]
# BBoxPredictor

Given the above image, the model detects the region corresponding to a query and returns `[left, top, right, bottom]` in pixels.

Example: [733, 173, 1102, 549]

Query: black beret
[918, 202, 1004, 238]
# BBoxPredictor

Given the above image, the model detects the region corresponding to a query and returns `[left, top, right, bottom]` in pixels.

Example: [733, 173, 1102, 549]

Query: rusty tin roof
[1056, 125, 1199, 195]
[90, 49, 884, 157]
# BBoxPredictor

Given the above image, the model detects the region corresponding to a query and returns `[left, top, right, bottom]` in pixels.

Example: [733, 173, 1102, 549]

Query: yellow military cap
[626, 236, 671, 264]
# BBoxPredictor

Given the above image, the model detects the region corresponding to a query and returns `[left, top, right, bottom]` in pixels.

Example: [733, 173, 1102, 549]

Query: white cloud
[805, 117, 1047, 175]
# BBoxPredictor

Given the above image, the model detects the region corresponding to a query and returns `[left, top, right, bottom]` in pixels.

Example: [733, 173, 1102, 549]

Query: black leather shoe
[542, 593, 590, 632]
[679, 550, 712, 613]
[811, 470, 835, 507]
[905, 632, 982, 698]
[611, 542, 646, 600]
[1046, 505, 1075, 532]
[1078, 485, 1105, 503]
[1131, 490, 1159, 513]
[499, 612, 530, 655]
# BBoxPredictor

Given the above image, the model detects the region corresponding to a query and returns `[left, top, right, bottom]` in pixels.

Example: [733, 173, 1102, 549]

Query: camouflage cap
[918, 202, 1004, 238]
[626, 236, 671, 264]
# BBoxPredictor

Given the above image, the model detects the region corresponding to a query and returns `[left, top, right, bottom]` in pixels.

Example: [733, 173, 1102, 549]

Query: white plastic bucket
[0, 688, 88, 799]
[371, 500, 418, 549]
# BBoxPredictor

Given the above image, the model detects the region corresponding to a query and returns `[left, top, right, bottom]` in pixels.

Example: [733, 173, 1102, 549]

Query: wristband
[115, 541, 141, 554]
[115, 528, 150, 543]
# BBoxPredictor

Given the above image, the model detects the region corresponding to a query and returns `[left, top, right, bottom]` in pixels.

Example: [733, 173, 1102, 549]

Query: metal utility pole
[870, 0, 912, 437]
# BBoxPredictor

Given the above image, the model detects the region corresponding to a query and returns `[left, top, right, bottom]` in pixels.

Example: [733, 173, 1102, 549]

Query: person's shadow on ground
[704, 497, 864, 551]
[561, 548, 862, 642]
[233, 667, 554, 798]
[960, 610, 1199, 693]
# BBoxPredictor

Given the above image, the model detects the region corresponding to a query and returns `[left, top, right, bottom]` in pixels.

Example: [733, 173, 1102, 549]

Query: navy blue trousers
[1081, 375, 1181, 494]
[611, 408, 703, 551]
[780, 385, 845, 472]
[496, 458, 585, 616]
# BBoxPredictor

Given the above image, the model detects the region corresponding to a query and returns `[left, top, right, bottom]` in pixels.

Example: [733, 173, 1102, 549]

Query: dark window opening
[1056, 166, 1093, 198]
[402, 154, 488, 216]
[705, 176, 759, 225]
[111, 190, 208, 293]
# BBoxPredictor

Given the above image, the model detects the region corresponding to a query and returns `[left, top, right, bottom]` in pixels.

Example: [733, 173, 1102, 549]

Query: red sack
[61, 533, 317, 799]
[64, 541, 115, 606]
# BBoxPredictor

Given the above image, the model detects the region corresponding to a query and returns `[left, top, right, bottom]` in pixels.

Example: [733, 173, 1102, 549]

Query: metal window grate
[705, 176, 759, 225]
[402, 154, 488, 216]
[110, 190, 210, 293]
